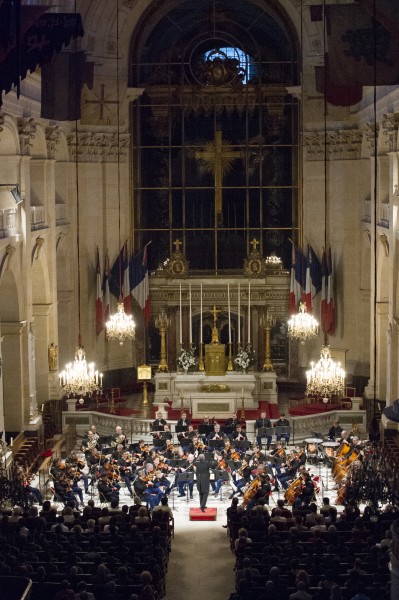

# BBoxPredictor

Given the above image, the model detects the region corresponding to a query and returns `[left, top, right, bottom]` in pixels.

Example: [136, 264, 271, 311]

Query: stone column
[0, 328, 4, 437]
[2, 321, 27, 431]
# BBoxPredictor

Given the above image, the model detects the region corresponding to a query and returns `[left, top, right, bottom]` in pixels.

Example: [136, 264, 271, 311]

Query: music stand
[177, 471, 194, 504]
[175, 425, 188, 433]
[151, 425, 164, 432]
[211, 468, 230, 501]
[234, 440, 251, 452]
[221, 425, 234, 436]
[257, 427, 274, 449]
[275, 426, 291, 446]
[227, 459, 241, 471]
[209, 439, 225, 450]
[101, 446, 113, 456]
[153, 438, 166, 450]
[198, 424, 214, 437]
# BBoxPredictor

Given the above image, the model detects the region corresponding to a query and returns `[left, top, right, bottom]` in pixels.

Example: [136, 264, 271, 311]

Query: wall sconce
[0, 184, 23, 204]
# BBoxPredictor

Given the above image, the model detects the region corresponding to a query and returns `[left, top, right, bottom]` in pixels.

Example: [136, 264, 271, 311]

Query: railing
[63, 408, 367, 445]
[0, 207, 18, 237]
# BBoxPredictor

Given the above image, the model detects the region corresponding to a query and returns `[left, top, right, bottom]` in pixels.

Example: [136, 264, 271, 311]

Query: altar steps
[289, 401, 341, 416]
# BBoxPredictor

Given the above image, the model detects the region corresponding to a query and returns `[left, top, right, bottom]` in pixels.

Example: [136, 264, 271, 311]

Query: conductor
[194, 454, 211, 512]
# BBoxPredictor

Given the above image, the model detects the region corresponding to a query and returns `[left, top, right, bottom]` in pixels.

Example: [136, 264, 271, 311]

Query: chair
[341, 397, 352, 410]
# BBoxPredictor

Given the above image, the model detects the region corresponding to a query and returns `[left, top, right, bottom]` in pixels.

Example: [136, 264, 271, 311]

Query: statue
[48, 343, 58, 371]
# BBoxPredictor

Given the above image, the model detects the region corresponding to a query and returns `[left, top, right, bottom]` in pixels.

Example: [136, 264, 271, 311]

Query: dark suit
[255, 417, 272, 448]
[195, 460, 211, 509]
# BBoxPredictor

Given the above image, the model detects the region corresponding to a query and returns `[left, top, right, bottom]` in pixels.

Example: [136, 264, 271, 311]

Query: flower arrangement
[177, 347, 197, 372]
[234, 346, 256, 372]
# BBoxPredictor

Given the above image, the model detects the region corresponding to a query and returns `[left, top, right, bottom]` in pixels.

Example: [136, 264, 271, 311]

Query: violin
[218, 458, 227, 469]
[231, 450, 240, 461]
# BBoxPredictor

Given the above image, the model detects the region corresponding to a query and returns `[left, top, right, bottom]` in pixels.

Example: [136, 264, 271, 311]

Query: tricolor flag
[304, 247, 312, 313]
[103, 252, 110, 323]
[309, 244, 322, 297]
[130, 243, 151, 324]
[95, 247, 103, 336]
[326, 247, 336, 335]
[289, 245, 301, 314]
[109, 241, 131, 313]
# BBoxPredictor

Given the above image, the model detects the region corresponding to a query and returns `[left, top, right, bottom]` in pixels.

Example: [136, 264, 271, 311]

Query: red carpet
[189, 507, 217, 521]
[289, 402, 341, 416]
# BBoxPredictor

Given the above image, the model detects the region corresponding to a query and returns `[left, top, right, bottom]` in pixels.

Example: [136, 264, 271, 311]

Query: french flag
[95, 247, 103, 336]
[304, 248, 312, 313]
[289, 245, 302, 314]
[122, 242, 132, 315]
[130, 243, 151, 324]
[109, 240, 131, 314]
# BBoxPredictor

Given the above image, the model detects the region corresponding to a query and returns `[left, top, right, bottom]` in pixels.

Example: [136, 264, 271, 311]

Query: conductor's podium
[189, 507, 217, 521]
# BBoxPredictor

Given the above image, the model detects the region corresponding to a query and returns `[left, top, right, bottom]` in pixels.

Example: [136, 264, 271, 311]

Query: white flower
[177, 347, 197, 372]
[234, 346, 256, 371]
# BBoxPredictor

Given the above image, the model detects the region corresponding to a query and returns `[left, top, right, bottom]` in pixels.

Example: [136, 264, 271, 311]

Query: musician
[162, 424, 173, 441]
[133, 470, 162, 511]
[248, 473, 272, 508]
[224, 412, 242, 430]
[16, 466, 43, 506]
[194, 453, 211, 512]
[98, 473, 120, 504]
[111, 425, 127, 448]
[255, 411, 272, 450]
[81, 429, 99, 454]
[328, 421, 343, 440]
[230, 459, 252, 498]
[177, 453, 195, 499]
[275, 413, 290, 445]
[178, 429, 194, 454]
[199, 415, 214, 442]
[275, 449, 301, 490]
[294, 472, 315, 507]
[53, 474, 77, 506]
[118, 450, 136, 497]
[145, 462, 171, 496]
[231, 424, 248, 441]
[163, 440, 177, 460]
[177, 412, 191, 427]
[66, 451, 89, 494]
[152, 411, 167, 429]
[266, 442, 286, 468]
[65, 465, 85, 506]
[207, 423, 225, 442]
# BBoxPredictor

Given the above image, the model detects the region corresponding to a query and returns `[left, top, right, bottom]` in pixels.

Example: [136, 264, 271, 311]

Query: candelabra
[198, 343, 205, 371]
[260, 311, 274, 372]
[155, 309, 170, 372]
[227, 342, 233, 371]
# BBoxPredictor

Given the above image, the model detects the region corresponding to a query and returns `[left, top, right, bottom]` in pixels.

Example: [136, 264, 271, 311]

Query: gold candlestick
[261, 311, 274, 372]
[198, 342, 205, 371]
[227, 342, 233, 371]
[142, 380, 148, 404]
[155, 309, 171, 372]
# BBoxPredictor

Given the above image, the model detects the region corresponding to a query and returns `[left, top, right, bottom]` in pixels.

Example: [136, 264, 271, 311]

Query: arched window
[130, 0, 299, 273]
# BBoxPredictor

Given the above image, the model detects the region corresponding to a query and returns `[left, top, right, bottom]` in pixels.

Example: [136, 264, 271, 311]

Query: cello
[242, 477, 260, 507]
[283, 476, 303, 505]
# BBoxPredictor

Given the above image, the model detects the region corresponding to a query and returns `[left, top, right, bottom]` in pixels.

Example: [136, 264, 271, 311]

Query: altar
[154, 371, 277, 418]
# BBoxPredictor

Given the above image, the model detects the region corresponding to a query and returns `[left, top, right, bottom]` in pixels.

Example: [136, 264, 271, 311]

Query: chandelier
[106, 302, 136, 345]
[288, 302, 319, 343]
[59, 346, 103, 397]
[265, 253, 282, 269]
[306, 344, 345, 399]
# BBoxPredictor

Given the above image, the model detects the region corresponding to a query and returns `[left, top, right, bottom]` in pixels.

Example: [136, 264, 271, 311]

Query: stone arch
[29, 123, 47, 158]
[0, 115, 20, 155]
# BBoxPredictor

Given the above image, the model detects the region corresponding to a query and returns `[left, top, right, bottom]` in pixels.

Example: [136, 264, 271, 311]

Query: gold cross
[84, 84, 119, 121]
[250, 238, 260, 253]
[173, 238, 182, 253]
[211, 305, 222, 326]
[195, 130, 244, 224]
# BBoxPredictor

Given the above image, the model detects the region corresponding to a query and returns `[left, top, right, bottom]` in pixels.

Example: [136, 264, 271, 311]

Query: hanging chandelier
[59, 346, 103, 397]
[306, 344, 345, 399]
[106, 302, 136, 345]
[288, 302, 319, 343]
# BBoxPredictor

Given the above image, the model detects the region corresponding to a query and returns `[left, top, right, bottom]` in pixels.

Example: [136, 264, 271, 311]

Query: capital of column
[1, 321, 27, 336]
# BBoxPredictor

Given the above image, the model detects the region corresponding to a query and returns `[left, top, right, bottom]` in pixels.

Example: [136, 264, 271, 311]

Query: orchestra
[39, 409, 370, 517]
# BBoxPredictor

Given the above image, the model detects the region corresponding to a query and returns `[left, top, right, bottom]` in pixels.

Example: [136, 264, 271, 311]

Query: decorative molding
[363, 122, 377, 156]
[17, 117, 36, 156]
[0, 244, 16, 283]
[381, 113, 398, 152]
[304, 129, 362, 161]
[67, 131, 129, 163]
[45, 126, 61, 159]
[0, 111, 4, 134]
